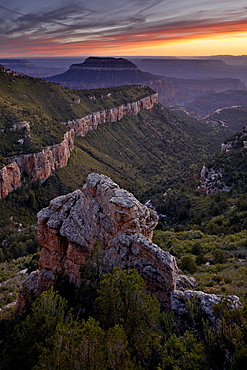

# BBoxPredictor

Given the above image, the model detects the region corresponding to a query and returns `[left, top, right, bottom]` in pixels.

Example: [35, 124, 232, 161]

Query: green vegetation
[1, 71, 247, 369]
[1, 267, 247, 369]
[0, 70, 154, 159]
[186, 89, 247, 117]
[208, 106, 247, 132]
[153, 229, 247, 300]
[55, 103, 231, 200]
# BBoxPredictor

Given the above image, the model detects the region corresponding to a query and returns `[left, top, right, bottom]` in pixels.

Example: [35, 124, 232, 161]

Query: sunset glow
[1, 0, 247, 57]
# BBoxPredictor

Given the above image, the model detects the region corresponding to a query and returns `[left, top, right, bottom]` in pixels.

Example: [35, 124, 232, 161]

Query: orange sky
[1, 1, 247, 57]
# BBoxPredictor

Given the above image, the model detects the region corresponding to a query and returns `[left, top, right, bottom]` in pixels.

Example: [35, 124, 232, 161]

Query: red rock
[0, 162, 21, 198]
[17, 173, 178, 313]
[1, 93, 158, 198]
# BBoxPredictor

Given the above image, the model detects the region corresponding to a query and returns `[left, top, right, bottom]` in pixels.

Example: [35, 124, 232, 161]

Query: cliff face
[14, 129, 75, 182]
[0, 162, 21, 198]
[0, 93, 157, 198]
[17, 173, 178, 313]
[48, 57, 245, 107]
[148, 77, 246, 107]
[64, 94, 158, 135]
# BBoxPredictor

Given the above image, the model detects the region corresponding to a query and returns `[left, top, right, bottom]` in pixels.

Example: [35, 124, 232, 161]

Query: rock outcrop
[171, 290, 242, 324]
[64, 94, 158, 136]
[17, 173, 178, 313]
[0, 162, 21, 198]
[48, 57, 158, 89]
[48, 56, 245, 107]
[17, 173, 242, 319]
[176, 274, 198, 291]
[0, 93, 157, 198]
[15, 129, 75, 182]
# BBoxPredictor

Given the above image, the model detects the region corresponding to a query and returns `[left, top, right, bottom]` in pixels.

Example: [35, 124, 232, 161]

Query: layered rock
[0, 162, 21, 198]
[14, 129, 75, 182]
[17, 173, 178, 313]
[0, 93, 157, 198]
[17, 173, 242, 319]
[48, 57, 245, 106]
[64, 94, 158, 136]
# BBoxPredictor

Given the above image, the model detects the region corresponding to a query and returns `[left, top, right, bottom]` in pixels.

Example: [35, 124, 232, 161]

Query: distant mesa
[47, 56, 157, 88]
[0, 58, 66, 78]
[70, 57, 139, 71]
[47, 56, 246, 107]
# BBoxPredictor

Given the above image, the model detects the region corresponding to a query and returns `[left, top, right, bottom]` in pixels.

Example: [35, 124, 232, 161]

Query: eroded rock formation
[0, 162, 21, 198]
[17, 173, 242, 318]
[0, 93, 157, 198]
[63, 94, 158, 136]
[17, 173, 178, 313]
[15, 129, 75, 182]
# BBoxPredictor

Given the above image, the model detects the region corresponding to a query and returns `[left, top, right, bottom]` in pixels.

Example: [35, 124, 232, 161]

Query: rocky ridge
[0, 162, 21, 199]
[0, 93, 158, 198]
[17, 174, 242, 318]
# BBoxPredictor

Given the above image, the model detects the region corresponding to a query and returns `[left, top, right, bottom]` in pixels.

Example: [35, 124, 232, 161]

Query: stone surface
[63, 94, 158, 136]
[0, 162, 21, 198]
[15, 129, 75, 182]
[17, 269, 56, 315]
[171, 290, 242, 323]
[17, 173, 178, 313]
[176, 274, 198, 291]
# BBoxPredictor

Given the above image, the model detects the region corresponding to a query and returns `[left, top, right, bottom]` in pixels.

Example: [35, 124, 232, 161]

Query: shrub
[180, 256, 198, 273]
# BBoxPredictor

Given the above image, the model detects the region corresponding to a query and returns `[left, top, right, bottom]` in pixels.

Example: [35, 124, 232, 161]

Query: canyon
[48, 57, 246, 107]
[0, 93, 158, 199]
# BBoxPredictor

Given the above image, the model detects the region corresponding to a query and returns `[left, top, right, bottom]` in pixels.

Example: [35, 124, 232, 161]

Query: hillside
[1, 65, 247, 370]
[132, 57, 247, 87]
[186, 90, 247, 117]
[0, 59, 66, 78]
[56, 104, 229, 200]
[0, 67, 236, 232]
[0, 67, 154, 160]
[205, 106, 247, 133]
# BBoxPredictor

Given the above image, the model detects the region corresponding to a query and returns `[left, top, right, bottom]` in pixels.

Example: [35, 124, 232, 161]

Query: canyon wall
[0, 93, 158, 198]
[0, 162, 21, 199]
[64, 94, 158, 136]
[15, 129, 75, 183]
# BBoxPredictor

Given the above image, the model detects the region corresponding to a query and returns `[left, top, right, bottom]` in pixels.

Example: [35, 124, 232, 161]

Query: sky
[1, 0, 247, 57]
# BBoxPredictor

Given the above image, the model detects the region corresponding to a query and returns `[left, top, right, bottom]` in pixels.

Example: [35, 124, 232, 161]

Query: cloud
[1, 0, 247, 56]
